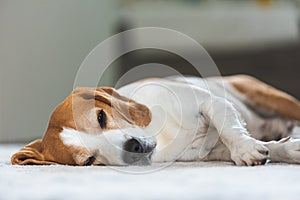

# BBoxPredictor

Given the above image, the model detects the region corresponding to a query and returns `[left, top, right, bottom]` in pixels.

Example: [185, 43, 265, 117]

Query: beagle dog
[11, 75, 300, 166]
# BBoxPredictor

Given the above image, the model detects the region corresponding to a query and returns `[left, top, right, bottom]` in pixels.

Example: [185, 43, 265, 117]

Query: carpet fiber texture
[1, 143, 300, 200]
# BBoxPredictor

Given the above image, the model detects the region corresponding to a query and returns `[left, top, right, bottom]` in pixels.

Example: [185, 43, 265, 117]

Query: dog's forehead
[71, 90, 121, 121]
[59, 87, 113, 113]
[70, 87, 121, 113]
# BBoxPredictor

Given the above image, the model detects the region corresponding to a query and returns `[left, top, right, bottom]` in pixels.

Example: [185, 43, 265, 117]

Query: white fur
[61, 76, 299, 166]
[60, 127, 155, 165]
[118, 78, 269, 165]
[264, 138, 300, 163]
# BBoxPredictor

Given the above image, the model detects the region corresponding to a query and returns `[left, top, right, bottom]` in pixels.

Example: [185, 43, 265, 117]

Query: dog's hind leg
[246, 112, 295, 142]
[263, 137, 300, 164]
[215, 75, 299, 141]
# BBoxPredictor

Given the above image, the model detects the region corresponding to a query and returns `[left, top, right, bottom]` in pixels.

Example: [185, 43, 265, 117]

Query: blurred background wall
[0, 0, 300, 142]
[0, 0, 117, 142]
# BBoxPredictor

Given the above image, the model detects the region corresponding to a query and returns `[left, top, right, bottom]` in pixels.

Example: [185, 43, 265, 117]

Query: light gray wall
[121, 1, 299, 52]
[0, 0, 117, 142]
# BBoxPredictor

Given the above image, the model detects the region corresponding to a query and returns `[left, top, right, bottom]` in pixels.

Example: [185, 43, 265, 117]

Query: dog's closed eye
[98, 109, 107, 129]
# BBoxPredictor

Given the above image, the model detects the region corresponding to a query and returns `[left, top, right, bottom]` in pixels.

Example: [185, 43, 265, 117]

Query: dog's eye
[97, 109, 107, 129]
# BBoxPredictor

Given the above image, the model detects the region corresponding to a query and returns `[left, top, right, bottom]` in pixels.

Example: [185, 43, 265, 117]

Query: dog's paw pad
[231, 138, 269, 166]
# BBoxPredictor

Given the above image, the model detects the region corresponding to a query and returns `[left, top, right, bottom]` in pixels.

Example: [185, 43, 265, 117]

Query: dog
[11, 75, 300, 166]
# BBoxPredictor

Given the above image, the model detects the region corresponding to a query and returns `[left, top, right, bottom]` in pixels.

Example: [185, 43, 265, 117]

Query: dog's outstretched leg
[264, 137, 300, 164]
[199, 95, 270, 166]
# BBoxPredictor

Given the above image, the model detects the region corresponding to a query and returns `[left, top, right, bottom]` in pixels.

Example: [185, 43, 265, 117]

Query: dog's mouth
[122, 137, 156, 166]
[122, 151, 155, 166]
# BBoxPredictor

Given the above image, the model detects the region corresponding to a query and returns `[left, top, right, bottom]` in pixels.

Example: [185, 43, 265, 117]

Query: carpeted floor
[1, 144, 300, 200]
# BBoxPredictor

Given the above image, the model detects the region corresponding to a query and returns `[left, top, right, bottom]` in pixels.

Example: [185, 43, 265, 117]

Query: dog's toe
[231, 138, 269, 166]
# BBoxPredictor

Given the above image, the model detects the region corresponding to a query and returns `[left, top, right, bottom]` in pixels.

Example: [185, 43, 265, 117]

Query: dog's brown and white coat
[11, 75, 300, 166]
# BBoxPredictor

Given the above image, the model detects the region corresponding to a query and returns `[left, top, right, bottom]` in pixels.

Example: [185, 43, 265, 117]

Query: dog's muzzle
[122, 136, 156, 165]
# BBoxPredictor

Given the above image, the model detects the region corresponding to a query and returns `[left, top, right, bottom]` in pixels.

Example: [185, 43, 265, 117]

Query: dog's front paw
[230, 138, 269, 166]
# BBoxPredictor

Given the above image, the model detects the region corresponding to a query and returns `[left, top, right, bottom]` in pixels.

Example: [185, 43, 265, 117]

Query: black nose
[124, 138, 156, 154]
[124, 138, 144, 153]
[123, 137, 156, 165]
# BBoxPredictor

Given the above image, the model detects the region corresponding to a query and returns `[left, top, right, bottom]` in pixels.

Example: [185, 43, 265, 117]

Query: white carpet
[1, 144, 300, 200]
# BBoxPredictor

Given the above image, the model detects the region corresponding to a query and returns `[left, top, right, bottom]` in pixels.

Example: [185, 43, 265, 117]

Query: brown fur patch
[225, 75, 300, 121]
[11, 86, 152, 165]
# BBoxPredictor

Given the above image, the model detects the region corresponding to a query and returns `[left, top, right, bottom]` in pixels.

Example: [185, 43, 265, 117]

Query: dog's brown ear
[125, 100, 152, 127]
[11, 139, 55, 165]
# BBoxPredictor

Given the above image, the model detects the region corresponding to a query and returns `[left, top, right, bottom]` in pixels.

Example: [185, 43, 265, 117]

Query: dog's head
[11, 87, 156, 166]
